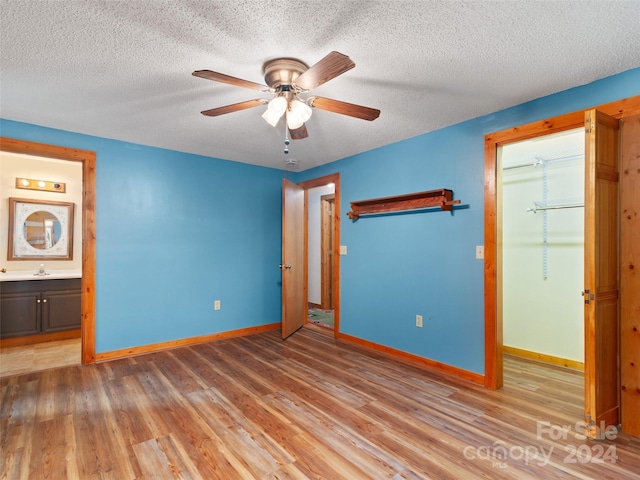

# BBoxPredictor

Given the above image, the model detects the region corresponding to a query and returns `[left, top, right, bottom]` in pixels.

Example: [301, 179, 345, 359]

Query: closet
[500, 128, 585, 368]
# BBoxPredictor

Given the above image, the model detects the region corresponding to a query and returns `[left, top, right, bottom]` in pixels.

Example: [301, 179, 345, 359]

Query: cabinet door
[42, 290, 82, 333]
[0, 292, 41, 337]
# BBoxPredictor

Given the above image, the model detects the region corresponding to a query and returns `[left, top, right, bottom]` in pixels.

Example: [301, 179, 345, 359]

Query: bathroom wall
[0, 152, 83, 272]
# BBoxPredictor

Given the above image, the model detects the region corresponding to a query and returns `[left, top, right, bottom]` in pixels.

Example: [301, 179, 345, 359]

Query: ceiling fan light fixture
[286, 99, 312, 129]
[262, 109, 282, 127]
[262, 95, 287, 127]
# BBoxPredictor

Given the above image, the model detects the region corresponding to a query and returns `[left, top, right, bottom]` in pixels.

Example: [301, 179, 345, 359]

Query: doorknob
[279, 264, 292, 270]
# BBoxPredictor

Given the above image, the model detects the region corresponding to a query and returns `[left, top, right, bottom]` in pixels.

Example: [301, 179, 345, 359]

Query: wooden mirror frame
[8, 197, 75, 260]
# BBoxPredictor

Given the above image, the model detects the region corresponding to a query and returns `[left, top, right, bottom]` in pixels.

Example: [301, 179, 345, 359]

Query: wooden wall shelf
[347, 188, 461, 220]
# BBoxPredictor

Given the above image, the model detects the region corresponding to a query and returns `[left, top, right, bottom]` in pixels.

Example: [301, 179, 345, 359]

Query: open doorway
[307, 185, 335, 330]
[500, 129, 585, 373]
[0, 152, 83, 376]
[0, 137, 96, 366]
[498, 129, 586, 417]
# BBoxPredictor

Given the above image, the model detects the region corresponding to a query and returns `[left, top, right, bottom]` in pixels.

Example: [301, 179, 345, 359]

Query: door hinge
[585, 414, 595, 427]
[582, 289, 594, 304]
[585, 117, 593, 133]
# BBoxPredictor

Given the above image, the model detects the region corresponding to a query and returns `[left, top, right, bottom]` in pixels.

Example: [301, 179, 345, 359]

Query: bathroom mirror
[8, 197, 74, 260]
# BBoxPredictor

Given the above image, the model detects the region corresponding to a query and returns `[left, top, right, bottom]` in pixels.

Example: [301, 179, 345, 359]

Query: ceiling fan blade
[289, 124, 308, 140]
[201, 99, 266, 117]
[193, 70, 269, 91]
[294, 51, 355, 91]
[309, 96, 380, 121]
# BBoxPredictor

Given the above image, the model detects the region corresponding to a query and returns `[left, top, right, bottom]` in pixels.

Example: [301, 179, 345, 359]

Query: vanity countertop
[0, 270, 82, 282]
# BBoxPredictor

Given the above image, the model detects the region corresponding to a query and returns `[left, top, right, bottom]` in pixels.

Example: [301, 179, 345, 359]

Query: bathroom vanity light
[16, 178, 66, 193]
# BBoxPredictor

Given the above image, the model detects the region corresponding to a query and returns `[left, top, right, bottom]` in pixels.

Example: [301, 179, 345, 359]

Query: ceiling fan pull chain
[284, 124, 290, 155]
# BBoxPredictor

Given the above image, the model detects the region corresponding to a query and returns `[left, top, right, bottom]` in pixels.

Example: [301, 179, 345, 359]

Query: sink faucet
[35, 264, 49, 276]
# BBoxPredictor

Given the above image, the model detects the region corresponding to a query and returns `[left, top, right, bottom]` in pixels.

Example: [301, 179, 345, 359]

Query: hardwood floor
[2, 326, 639, 479]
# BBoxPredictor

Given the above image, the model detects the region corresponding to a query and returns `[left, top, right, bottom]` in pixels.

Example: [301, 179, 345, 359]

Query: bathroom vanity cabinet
[0, 278, 81, 338]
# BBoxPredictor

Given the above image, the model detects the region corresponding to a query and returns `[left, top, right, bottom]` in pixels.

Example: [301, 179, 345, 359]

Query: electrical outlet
[214, 300, 221, 310]
[416, 315, 423, 328]
[476, 245, 484, 259]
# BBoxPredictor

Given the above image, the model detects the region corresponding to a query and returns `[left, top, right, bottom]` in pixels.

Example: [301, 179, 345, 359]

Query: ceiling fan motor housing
[263, 58, 308, 89]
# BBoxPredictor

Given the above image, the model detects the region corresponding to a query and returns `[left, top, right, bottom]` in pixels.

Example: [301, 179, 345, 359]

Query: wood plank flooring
[2, 326, 639, 479]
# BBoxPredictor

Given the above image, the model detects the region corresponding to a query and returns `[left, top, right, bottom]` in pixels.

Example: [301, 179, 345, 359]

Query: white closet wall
[501, 129, 584, 362]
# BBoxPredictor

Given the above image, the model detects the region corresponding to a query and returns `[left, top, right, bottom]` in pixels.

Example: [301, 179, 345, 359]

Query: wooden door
[320, 194, 335, 310]
[281, 178, 306, 339]
[583, 109, 621, 438]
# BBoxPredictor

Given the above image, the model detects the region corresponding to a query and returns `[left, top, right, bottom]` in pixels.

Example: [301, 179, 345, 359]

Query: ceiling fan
[193, 51, 380, 143]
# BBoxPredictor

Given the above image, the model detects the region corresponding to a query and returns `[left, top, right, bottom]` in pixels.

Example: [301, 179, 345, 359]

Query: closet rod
[504, 159, 543, 171]
[503, 153, 583, 171]
[527, 203, 583, 213]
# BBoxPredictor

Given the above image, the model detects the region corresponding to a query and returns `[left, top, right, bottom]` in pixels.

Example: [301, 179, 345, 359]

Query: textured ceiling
[1, 1, 639, 171]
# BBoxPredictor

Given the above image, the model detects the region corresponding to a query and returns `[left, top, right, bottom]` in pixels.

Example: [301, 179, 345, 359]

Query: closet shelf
[347, 188, 461, 220]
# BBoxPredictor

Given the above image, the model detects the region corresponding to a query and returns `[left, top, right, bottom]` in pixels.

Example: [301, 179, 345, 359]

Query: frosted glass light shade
[262, 96, 287, 127]
[286, 99, 312, 129]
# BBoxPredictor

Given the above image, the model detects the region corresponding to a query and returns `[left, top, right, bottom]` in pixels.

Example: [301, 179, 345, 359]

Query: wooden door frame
[620, 113, 640, 436]
[298, 173, 340, 337]
[0, 137, 96, 364]
[484, 96, 640, 389]
[320, 193, 335, 310]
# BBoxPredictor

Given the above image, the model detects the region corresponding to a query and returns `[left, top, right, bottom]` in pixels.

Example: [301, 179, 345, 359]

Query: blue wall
[2, 68, 639, 367]
[298, 68, 640, 374]
[0, 121, 285, 352]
